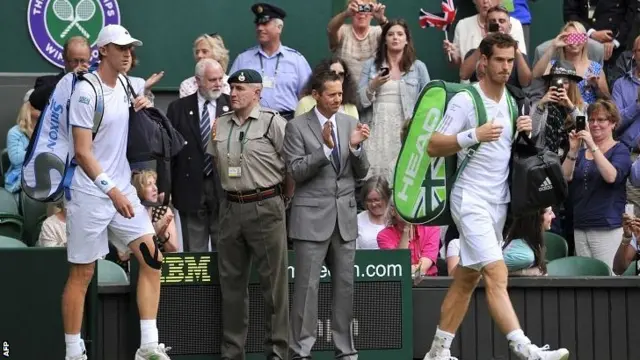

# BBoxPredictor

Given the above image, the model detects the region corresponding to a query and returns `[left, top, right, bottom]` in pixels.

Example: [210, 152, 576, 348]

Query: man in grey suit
[283, 70, 370, 360]
[526, 38, 604, 103]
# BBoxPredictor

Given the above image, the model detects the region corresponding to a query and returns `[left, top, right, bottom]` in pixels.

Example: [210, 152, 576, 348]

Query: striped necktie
[330, 125, 340, 172]
[200, 100, 213, 176]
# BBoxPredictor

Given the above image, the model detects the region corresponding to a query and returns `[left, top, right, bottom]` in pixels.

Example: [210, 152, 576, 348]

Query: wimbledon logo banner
[27, 0, 121, 68]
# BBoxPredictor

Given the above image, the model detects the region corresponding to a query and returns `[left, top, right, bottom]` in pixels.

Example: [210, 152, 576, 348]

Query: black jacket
[563, 0, 635, 50]
[166, 93, 230, 212]
[29, 72, 65, 111]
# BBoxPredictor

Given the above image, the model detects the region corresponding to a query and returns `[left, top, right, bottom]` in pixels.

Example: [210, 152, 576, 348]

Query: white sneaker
[65, 353, 87, 360]
[134, 343, 172, 360]
[423, 348, 458, 360]
[510, 342, 570, 360]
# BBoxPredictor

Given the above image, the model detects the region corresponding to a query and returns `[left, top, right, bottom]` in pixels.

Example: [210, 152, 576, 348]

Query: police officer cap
[228, 69, 263, 84]
[251, 3, 287, 25]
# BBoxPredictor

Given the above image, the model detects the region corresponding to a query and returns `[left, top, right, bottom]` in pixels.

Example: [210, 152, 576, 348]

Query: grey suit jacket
[283, 110, 370, 242]
[525, 38, 605, 103]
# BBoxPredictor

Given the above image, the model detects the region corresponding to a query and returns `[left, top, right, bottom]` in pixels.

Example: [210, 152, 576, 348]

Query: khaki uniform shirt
[206, 105, 287, 192]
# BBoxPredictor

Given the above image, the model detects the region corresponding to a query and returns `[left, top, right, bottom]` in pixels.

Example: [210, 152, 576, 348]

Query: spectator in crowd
[460, 5, 532, 89]
[377, 198, 440, 277]
[284, 70, 370, 360]
[296, 57, 359, 118]
[179, 34, 231, 97]
[532, 22, 610, 104]
[509, 0, 532, 54]
[563, 99, 632, 269]
[123, 48, 164, 107]
[563, 0, 635, 64]
[4, 89, 38, 198]
[445, 238, 460, 276]
[206, 69, 291, 360]
[29, 36, 91, 112]
[613, 35, 640, 216]
[612, 212, 640, 275]
[229, 3, 312, 121]
[132, 170, 179, 253]
[328, 0, 388, 83]
[358, 19, 430, 178]
[36, 201, 67, 248]
[532, 60, 586, 160]
[357, 176, 390, 249]
[502, 207, 554, 276]
[167, 59, 228, 252]
[443, 0, 527, 68]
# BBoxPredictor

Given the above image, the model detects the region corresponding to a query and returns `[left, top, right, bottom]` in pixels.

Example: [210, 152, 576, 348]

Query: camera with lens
[358, 4, 372, 12]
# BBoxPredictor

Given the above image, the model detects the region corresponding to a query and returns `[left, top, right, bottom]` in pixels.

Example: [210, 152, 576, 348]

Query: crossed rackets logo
[52, 0, 97, 39]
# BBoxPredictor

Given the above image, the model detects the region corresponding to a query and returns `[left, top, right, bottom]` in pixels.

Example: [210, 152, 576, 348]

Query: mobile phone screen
[576, 116, 586, 132]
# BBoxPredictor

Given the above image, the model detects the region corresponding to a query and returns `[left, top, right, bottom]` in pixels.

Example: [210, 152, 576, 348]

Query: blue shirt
[229, 44, 312, 113]
[570, 143, 632, 229]
[510, 0, 531, 25]
[612, 72, 640, 149]
[4, 125, 30, 193]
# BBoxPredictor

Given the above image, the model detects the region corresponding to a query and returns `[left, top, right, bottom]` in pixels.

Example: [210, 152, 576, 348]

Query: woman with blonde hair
[131, 170, 179, 253]
[179, 34, 231, 97]
[4, 89, 38, 196]
[532, 21, 609, 104]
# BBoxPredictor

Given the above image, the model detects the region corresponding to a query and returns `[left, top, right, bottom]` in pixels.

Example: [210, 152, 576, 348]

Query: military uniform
[206, 69, 289, 360]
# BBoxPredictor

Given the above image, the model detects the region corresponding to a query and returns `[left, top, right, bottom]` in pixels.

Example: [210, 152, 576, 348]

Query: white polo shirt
[453, 14, 527, 62]
[436, 83, 514, 204]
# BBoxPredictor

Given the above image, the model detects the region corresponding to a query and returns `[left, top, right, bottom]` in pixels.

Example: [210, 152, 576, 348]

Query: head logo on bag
[27, 0, 121, 68]
[393, 80, 489, 225]
[21, 71, 104, 202]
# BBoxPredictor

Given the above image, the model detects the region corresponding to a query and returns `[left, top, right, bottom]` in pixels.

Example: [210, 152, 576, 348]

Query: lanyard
[259, 53, 281, 78]
[226, 120, 253, 161]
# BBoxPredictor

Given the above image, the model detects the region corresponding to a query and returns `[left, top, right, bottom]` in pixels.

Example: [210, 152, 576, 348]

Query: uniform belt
[226, 185, 282, 203]
[279, 110, 294, 121]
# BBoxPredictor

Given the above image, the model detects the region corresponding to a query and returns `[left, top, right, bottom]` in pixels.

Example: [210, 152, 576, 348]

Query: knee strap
[140, 241, 163, 270]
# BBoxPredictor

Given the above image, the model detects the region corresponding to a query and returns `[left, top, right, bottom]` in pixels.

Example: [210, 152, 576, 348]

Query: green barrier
[131, 249, 413, 360]
[0, 247, 98, 360]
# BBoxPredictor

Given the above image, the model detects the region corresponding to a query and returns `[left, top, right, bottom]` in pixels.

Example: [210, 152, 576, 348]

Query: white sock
[506, 329, 530, 346]
[428, 327, 455, 355]
[65, 333, 84, 358]
[140, 319, 159, 349]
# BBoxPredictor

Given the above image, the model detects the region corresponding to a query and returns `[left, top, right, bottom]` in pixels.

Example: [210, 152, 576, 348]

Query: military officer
[228, 3, 312, 120]
[207, 69, 291, 360]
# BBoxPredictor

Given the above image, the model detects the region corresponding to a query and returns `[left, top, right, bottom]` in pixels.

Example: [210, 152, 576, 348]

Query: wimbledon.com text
[287, 263, 403, 279]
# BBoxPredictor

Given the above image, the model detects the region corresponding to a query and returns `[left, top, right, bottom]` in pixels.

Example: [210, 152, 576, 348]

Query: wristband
[94, 173, 116, 194]
[456, 129, 479, 149]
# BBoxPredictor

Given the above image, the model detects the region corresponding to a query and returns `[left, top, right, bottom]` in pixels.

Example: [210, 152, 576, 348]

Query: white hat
[96, 25, 142, 47]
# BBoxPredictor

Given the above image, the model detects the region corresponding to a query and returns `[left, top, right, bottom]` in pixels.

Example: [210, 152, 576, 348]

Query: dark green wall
[3, 1, 565, 91]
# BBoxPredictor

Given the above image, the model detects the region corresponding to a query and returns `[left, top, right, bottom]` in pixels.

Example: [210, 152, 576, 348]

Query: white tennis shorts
[65, 185, 155, 264]
[450, 187, 507, 271]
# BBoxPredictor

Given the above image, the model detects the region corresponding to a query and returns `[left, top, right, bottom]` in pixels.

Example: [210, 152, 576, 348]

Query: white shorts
[450, 187, 507, 271]
[65, 186, 155, 264]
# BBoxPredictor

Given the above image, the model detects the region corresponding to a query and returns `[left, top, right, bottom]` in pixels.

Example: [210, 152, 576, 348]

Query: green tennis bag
[392, 80, 487, 225]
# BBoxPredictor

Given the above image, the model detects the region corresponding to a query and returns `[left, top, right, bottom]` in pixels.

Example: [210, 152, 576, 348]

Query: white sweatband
[94, 173, 116, 194]
[456, 129, 479, 149]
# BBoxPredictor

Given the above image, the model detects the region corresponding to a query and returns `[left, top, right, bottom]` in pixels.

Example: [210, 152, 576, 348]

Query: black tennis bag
[121, 76, 186, 204]
[510, 132, 568, 215]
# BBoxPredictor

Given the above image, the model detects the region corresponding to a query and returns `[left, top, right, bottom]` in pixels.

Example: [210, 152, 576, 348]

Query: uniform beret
[228, 69, 263, 84]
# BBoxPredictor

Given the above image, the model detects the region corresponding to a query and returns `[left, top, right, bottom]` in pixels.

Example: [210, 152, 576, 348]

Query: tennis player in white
[62, 25, 170, 360]
[423, 33, 569, 360]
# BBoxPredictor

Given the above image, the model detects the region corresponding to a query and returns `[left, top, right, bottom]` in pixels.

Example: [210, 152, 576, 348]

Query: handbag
[510, 132, 568, 215]
[120, 76, 186, 205]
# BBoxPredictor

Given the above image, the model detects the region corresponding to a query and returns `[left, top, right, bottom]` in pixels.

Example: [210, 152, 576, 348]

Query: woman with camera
[562, 99, 632, 269]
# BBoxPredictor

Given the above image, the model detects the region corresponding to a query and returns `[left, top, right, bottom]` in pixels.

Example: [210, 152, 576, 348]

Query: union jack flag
[419, 0, 457, 31]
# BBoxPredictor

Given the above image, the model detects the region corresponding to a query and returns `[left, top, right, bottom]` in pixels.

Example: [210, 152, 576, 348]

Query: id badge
[228, 166, 242, 178]
[263, 76, 275, 88]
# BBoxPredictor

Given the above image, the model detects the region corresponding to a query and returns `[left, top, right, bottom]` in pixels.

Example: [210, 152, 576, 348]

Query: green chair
[0, 235, 27, 248]
[623, 260, 637, 276]
[20, 192, 49, 246]
[0, 188, 19, 215]
[547, 256, 611, 276]
[544, 232, 569, 262]
[97, 259, 129, 286]
[0, 149, 8, 187]
[0, 214, 23, 240]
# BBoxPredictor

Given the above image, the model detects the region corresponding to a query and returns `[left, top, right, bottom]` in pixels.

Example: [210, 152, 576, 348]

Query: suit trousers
[289, 222, 358, 360]
[179, 175, 221, 252]
[217, 195, 289, 360]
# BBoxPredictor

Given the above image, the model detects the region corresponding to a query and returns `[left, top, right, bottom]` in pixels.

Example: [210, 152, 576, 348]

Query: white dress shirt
[197, 92, 217, 129]
[313, 107, 362, 160]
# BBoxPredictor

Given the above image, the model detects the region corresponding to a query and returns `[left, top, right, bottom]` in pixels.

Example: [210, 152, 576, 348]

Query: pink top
[377, 225, 441, 276]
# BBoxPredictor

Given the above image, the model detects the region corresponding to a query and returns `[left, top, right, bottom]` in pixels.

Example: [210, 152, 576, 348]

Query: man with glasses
[29, 36, 91, 112]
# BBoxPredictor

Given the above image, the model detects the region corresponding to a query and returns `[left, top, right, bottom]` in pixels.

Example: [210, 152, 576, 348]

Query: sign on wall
[27, 0, 121, 69]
